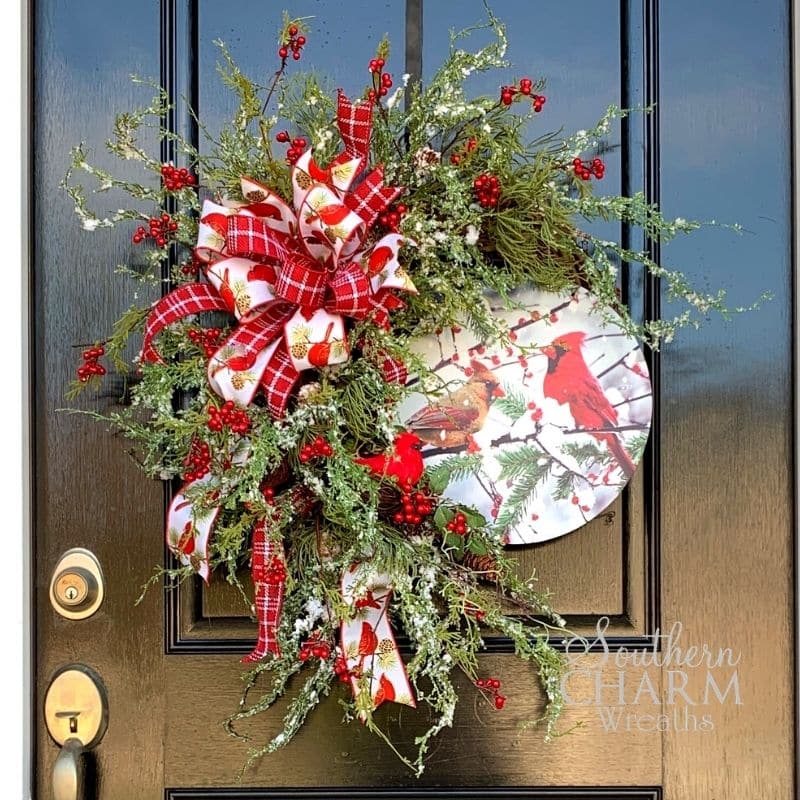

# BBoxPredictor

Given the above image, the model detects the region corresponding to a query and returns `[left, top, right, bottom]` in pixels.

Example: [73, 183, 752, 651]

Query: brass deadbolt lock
[49, 549, 104, 620]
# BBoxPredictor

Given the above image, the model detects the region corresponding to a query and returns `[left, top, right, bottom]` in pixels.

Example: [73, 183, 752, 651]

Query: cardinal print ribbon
[165, 473, 221, 583]
[340, 564, 416, 716]
[141, 90, 416, 419]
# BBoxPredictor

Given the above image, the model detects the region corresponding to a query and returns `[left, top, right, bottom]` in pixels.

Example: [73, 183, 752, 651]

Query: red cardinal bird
[355, 431, 425, 487]
[373, 673, 396, 708]
[541, 331, 635, 479]
[406, 360, 504, 448]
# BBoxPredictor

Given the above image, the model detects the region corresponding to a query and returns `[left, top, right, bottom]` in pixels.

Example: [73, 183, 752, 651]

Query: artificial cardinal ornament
[542, 331, 635, 478]
[406, 360, 505, 448]
[355, 431, 425, 487]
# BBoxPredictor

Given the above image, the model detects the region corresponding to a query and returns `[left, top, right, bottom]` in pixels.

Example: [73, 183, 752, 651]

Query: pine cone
[295, 170, 312, 190]
[231, 373, 247, 390]
[291, 342, 309, 359]
[462, 553, 500, 582]
[377, 484, 401, 515]
[245, 189, 267, 202]
[235, 293, 251, 316]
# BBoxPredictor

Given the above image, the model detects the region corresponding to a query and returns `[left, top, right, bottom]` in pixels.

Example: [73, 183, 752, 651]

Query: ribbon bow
[160, 92, 416, 714]
[142, 91, 415, 418]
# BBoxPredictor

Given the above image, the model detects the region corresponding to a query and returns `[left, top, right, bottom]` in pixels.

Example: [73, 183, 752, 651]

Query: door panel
[176, 0, 655, 654]
[31, 0, 794, 797]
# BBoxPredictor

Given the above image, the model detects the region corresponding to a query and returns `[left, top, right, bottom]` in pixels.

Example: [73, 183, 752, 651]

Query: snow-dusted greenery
[64, 9, 759, 777]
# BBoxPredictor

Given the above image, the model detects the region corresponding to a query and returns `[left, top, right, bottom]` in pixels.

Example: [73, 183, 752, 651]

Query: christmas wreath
[64, 10, 760, 775]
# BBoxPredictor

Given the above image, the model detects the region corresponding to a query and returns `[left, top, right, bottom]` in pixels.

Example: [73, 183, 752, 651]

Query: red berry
[276, 131, 290, 142]
[288, 25, 298, 36]
[494, 695, 506, 710]
[279, 46, 288, 59]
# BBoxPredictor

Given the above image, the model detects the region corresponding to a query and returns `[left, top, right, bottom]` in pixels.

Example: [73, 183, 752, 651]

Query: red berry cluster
[183, 439, 211, 482]
[392, 491, 435, 527]
[160, 163, 196, 191]
[500, 77, 546, 112]
[527, 400, 544, 423]
[278, 25, 305, 61]
[132, 213, 178, 247]
[76, 345, 106, 383]
[206, 400, 251, 434]
[445, 511, 469, 536]
[179, 253, 202, 277]
[262, 554, 287, 586]
[475, 676, 506, 709]
[299, 632, 331, 662]
[299, 435, 333, 463]
[473, 173, 501, 208]
[450, 136, 478, 165]
[378, 202, 408, 232]
[367, 57, 393, 100]
[187, 326, 222, 358]
[572, 157, 605, 181]
[275, 131, 308, 164]
[333, 654, 351, 683]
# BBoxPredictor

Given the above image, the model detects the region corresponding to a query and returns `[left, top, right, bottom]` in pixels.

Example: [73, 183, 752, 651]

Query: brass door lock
[49, 549, 104, 620]
[44, 664, 108, 800]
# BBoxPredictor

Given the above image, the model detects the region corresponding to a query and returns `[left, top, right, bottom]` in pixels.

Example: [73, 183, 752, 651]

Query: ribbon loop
[226, 215, 286, 263]
[337, 89, 373, 161]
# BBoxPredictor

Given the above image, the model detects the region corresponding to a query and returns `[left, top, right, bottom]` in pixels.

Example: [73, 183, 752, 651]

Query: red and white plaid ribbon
[242, 520, 286, 662]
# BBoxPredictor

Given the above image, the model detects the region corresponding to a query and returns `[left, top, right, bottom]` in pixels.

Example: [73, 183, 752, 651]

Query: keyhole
[69, 716, 78, 734]
[65, 586, 78, 601]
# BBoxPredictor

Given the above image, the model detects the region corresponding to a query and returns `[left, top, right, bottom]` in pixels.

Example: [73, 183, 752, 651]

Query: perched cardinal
[541, 331, 635, 478]
[355, 431, 425, 487]
[406, 360, 505, 448]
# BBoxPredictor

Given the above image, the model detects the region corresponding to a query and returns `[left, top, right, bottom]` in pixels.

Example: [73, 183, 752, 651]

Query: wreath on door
[64, 10, 761, 775]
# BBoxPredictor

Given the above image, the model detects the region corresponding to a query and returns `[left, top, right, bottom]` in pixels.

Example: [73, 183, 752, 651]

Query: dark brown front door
[30, 1, 795, 797]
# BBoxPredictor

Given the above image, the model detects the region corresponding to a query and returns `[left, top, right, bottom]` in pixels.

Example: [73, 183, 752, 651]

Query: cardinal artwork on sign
[399, 288, 653, 544]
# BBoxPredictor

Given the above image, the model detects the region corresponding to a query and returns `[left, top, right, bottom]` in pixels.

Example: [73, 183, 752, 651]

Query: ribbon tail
[243, 520, 286, 662]
[340, 565, 416, 718]
[165, 477, 221, 584]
